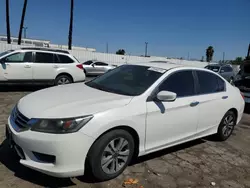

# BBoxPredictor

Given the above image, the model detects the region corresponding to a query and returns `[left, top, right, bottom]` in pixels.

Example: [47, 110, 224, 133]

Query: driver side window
[5, 53, 25, 62]
[4, 52, 32, 63]
[158, 70, 195, 98]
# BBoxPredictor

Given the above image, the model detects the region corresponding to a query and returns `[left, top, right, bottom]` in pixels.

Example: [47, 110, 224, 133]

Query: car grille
[11, 106, 30, 132]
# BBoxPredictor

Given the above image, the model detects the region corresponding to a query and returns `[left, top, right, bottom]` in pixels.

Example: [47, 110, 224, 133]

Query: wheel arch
[228, 108, 238, 122]
[55, 72, 74, 82]
[86, 125, 140, 165]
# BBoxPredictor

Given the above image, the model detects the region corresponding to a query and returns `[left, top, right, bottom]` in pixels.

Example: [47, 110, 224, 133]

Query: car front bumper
[7, 117, 95, 178]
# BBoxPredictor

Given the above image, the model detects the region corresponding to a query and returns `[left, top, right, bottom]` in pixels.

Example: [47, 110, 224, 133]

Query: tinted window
[94, 62, 108, 66]
[35, 52, 54, 63]
[217, 77, 225, 92]
[57, 54, 74, 63]
[197, 71, 225, 94]
[5, 53, 25, 62]
[83, 61, 93, 65]
[205, 65, 220, 72]
[221, 66, 233, 72]
[23, 52, 33, 62]
[159, 71, 195, 97]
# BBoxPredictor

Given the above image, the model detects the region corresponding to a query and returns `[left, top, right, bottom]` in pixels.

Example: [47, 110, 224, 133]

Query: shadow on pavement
[0, 140, 75, 187]
[0, 138, 206, 186]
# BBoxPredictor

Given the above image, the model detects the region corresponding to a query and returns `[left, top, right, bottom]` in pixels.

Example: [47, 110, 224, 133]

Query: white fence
[0, 42, 208, 67]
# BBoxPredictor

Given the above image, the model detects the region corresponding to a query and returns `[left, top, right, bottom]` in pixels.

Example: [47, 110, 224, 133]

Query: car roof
[129, 62, 185, 70]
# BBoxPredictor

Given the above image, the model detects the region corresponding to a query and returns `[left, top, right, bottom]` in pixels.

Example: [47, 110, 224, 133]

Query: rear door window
[57, 54, 74, 63]
[196, 71, 225, 94]
[35, 52, 54, 63]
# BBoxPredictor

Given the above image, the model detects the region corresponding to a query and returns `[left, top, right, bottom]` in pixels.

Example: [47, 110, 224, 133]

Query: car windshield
[205, 65, 220, 72]
[85, 64, 166, 96]
[0, 50, 14, 58]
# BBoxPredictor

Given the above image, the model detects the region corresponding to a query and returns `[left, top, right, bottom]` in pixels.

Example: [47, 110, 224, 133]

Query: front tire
[86, 129, 135, 181]
[216, 111, 236, 141]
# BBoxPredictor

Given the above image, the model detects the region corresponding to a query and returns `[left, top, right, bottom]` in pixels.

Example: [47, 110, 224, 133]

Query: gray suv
[205, 64, 235, 83]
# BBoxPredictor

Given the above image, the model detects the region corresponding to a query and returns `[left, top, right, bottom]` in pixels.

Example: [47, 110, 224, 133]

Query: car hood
[18, 83, 133, 119]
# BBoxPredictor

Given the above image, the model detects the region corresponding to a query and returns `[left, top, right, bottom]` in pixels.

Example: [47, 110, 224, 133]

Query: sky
[0, 0, 250, 61]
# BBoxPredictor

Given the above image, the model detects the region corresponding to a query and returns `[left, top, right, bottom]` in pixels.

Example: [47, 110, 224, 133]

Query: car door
[92, 62, 108, 74]
[146, 70, 199, 152]
[32, 52, 56, 81]
[2, 52, 33, 81]
[195, 70, 229, 135]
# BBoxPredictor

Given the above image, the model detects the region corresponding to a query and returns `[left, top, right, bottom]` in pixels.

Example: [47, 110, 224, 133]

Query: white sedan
[6, 63, 244, 180]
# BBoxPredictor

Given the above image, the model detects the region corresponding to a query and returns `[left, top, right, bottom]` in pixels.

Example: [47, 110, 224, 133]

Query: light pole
[223, 52, 225, 63]
[145, 42, 148, 57]
[22, 26, 28, 38]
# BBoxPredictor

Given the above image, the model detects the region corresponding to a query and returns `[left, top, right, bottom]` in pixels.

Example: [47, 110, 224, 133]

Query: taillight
[241, 92, 244, 99]
[76, 64, 83, 70]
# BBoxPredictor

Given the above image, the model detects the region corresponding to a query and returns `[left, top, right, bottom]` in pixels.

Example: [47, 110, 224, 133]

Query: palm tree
[68, 0, 74, 50]
[6, 0, 11, 44]
[18, 0, 28, 45]
[206, 46, 214, 62]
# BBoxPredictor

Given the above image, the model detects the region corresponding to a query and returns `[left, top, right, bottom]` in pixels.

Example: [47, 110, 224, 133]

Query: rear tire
[55, 75, 73, 86]
[216, 111, 236, 141]
[86, 129, 135, 181]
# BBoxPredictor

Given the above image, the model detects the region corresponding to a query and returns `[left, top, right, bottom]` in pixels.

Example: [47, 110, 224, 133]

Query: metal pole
[23, 27, 28, 38]
[145, 42, 148, 57]
[106, 42, 109, 53]
[188, 52, 190, 60]
[223, 52, 225, 63]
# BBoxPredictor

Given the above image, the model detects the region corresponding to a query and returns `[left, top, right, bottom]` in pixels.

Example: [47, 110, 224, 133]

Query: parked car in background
[82, 60, 116, 76]
[234, 61, 250, 103]
[6, 63, 244, 180]
[205, 63, 235, 84]
[0, 48, 85, 85]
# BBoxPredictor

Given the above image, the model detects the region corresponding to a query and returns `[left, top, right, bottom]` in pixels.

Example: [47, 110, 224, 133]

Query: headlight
[30, 115, 93, 134]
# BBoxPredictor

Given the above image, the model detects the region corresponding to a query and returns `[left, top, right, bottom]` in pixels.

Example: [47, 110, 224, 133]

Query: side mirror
[0, 59, 4, 64]
[156, 91, 177, 102]
[92, 64, 95, 67]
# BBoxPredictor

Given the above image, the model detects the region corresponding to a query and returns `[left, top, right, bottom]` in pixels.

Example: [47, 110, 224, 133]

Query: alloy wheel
[101, 137, 130, 174]
[57, 77, 70, 85]
[222, 114, 235, 137]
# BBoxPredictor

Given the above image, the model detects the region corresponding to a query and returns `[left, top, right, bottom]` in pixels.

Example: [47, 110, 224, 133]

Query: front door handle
[53, 65, 59, 68]
[222, 96, 228, 99]
[24, 65, 31, 68]
[190, 101, 199, 107]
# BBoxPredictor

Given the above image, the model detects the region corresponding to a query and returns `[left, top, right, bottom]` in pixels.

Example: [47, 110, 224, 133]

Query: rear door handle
[190, 101, 199, 107]
[222, 96, 228, 99]
[53, 65, 59, 68]
[24, 65, 31, 68]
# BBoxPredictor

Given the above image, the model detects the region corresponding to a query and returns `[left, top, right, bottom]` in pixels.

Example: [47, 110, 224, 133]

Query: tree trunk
[18, 0, 28, 45]
[68, 0, 74, 50]
[6, 0, 11, 44]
